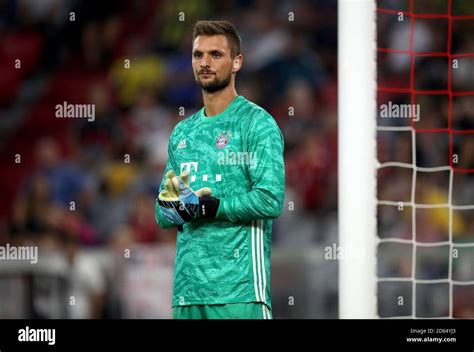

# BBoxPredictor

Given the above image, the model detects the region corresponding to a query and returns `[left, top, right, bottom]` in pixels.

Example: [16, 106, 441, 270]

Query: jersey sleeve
[155, 129, 179, 229]
[216, 110, 285, 222]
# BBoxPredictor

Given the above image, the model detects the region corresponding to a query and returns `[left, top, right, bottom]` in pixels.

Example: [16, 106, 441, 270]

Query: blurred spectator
[128, 87, 173, 166]
[102, 225, 136, 319]
[73, 82, 124, 162]
[128, 192, 158, 243]
[109, 40, 165, 109]
[34, 138, 86, 205]
[261, 30, 326, 102]
[62, 229, 106, 319]
[11, 174, 50, 237]
[152, 0, 212, 54]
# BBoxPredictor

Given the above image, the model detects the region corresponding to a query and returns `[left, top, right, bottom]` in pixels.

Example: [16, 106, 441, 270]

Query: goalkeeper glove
[157, 170, 220, 225]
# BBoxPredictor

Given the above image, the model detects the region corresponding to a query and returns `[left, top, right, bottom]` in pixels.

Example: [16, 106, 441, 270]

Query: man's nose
[200, 54, 211, 67]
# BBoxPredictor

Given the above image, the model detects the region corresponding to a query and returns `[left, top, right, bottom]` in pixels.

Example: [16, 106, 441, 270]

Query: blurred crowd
[0, 0, 337, 318]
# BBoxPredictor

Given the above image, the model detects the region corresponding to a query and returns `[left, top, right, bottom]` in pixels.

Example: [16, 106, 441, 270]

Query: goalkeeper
[155, 20, 285, 319]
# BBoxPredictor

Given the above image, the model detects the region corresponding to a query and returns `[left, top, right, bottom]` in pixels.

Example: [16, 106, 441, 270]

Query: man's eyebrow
[193, 49, 225, 54]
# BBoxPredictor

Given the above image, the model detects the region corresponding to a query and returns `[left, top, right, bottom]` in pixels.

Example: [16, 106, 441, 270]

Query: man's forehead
[193, 35, 230, 51]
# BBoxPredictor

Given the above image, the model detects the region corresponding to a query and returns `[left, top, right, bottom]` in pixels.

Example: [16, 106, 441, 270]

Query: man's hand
[157, 170, 220, 225]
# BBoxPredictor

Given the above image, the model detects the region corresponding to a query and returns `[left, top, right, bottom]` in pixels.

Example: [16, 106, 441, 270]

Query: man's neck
[202, 86, 238, 117]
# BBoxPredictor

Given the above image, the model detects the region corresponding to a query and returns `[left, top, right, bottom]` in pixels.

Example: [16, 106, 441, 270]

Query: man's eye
[194, 53, 202, 58]
[212, 53, 221, 58]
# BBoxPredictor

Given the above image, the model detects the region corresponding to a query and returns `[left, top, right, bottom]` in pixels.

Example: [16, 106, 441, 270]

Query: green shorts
[172, 303, 272, 319]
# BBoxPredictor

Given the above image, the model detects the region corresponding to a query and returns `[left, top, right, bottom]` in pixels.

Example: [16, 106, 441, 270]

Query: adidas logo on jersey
[177, 139, 187, 149]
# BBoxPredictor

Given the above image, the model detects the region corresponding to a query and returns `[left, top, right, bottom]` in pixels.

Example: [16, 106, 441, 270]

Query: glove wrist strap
[199, 196, 220, 219]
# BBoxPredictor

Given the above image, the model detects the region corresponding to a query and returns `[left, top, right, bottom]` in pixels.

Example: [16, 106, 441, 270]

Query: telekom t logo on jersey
[180, 162, 198, 175]
[180, 162, 222, 183]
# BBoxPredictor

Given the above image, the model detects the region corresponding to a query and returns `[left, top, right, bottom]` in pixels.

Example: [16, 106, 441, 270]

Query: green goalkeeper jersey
[155, 95, 285, 309]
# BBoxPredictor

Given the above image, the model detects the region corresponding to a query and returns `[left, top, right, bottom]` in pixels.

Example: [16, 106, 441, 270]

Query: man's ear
[232, 55, 243, 73]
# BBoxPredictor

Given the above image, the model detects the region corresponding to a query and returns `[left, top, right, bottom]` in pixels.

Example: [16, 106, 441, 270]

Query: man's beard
[196, 72, 232, 93]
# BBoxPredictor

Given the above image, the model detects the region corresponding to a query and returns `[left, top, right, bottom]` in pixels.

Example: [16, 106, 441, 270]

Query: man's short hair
[193, 20, 241, 58]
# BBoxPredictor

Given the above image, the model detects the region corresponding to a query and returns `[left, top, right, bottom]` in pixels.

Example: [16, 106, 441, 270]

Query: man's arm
[216, 110, 285, 222]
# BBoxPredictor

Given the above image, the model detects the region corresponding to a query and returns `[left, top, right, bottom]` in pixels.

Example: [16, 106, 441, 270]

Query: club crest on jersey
[216, 132, 230, 149]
